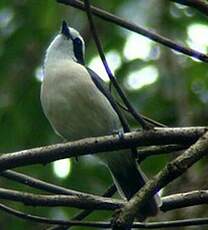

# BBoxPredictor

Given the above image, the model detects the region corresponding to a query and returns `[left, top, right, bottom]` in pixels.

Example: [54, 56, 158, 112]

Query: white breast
[41, 60, 120, 141]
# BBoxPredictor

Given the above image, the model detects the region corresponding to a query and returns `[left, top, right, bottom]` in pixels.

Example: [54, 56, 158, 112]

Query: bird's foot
[112, 129, 125, 141]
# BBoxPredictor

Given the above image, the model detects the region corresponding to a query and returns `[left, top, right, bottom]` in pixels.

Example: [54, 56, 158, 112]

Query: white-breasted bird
[41, 21, 160, 220]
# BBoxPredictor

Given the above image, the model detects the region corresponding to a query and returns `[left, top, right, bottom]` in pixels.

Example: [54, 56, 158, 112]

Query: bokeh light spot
[53, 159, 71, 179]
[126, 65, 158, 90]
[88, 50, 121, 82]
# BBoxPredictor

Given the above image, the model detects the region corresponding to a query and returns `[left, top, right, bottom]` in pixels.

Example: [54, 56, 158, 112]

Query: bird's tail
[107, 150, 160, 220]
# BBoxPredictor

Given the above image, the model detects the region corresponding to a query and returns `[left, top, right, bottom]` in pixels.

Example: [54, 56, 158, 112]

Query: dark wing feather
[86, 67, 128, 132]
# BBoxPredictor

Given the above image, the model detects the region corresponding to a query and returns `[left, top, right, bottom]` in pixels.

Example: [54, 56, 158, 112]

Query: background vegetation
[0, 0, 208, 229]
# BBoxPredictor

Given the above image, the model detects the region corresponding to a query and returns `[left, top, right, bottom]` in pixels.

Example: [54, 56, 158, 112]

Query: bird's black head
[61, 20, 85, 65]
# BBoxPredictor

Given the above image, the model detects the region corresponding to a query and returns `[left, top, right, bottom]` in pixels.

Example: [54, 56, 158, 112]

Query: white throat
[44, 34, 75, 69]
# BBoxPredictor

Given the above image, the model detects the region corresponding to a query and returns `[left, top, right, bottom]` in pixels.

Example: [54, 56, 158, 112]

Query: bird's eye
[74, 38, 82, 44]
[73, 37, 84, 65]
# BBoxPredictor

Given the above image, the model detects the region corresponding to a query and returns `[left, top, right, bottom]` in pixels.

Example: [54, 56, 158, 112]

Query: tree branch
[112, 131, 208, 229]
[1, 170, 117, 230]
[1, 185, 208, 215]
[161, 190, 208, 211]
[0, 127, 205, 172]
[7, 170, 207, 229]
[170, 0, 208, 17]
[57, 0, 208, 63]
[2, 201, 208, 229]
[1, 170, 85, 196]
[137, 144, 188, 162]
[0, 187, 123, 210]
[83, 0, 151, 130]
[49, 185, 117, 230]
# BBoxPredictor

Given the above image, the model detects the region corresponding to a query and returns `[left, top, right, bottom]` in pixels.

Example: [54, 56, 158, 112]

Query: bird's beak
[61, 20, 72, 39]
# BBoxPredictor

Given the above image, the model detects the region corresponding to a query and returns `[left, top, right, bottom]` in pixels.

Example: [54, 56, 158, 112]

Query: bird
[41, 21, 160, 220]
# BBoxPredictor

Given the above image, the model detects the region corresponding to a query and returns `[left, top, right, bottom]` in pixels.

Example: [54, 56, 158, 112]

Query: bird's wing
[87, 67, 161, 215]
[86, 68, 115, 107]
[86, 67, 128, 131]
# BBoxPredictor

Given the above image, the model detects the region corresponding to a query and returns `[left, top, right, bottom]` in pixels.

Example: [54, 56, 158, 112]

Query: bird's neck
[44, 47, 75, 69]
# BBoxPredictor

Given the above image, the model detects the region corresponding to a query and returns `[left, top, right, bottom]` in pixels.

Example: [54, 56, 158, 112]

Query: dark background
[0, 0, 208, 229]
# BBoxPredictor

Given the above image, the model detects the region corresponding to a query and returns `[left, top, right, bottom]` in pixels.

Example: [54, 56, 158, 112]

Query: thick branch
[112, 131, 208, 229]
[170, 0, 208, 17]
[161, 190, 208, 211]
[57, 0, 208, 63]
[0, 127, 206, 172]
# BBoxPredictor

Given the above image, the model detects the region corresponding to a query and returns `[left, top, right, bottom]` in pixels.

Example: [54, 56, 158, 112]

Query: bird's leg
[112, 129, 125, 141]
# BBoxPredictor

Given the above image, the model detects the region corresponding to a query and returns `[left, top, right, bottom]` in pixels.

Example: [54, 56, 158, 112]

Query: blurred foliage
[0, 0, 208, 229]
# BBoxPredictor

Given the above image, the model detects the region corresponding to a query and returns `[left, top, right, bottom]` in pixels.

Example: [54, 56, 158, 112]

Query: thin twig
[0, 127, 205, 172]
[140, 115, 166, 128]
[1, 171, 117, 230]
[49, 185, 117, 230]
[0, 170, 117, 230]
[69, 185, 116, 223]
[170, 0, 208, 17]
[116, 103, 166, 127]
[57, 0, 208, 63]
[137, 144, 189, 162]
[1, 186, 208, 215]
[112, 131, 208, 229]
[83, 0, 152, 130]
[0, 187, 123, 210]
[2, 202, 208, 228]
[1, 170, 85, 196]
[0, 171, 117, 230]
[0, 201, 208, 230]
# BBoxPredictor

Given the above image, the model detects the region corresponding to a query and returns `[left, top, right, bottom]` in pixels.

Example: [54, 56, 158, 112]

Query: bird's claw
[112, 130, 124, 140]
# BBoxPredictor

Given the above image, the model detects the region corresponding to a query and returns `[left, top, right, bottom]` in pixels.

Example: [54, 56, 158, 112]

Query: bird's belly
[41, 73, 120, 141]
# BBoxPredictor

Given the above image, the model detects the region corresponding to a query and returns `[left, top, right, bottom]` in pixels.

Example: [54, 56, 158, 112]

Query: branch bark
[2, 201, 208, 229]
[0, 187, 122, 210]
[161, 190, 208, 211]
[49, 185, 117, 230]
[112, 131, 208, 229]
[0, 127, 206, 172]
[1, 170, 84, 196]
[1, 186, 208, 213]
[57, 0, 208, 63]
[5, 170, 208, 229]
[137, 144, 188, 162]
[1, 170, 117, 230]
